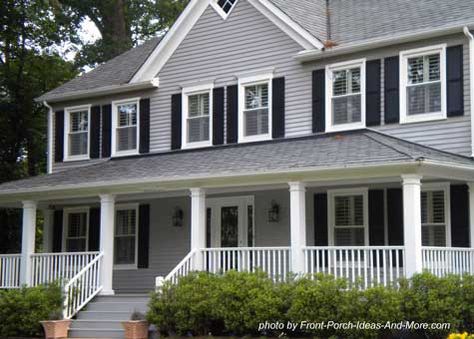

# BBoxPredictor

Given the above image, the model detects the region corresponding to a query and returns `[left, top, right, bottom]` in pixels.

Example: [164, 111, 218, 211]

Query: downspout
[463, 26, 474, 157]
[43, 101, 53, 174]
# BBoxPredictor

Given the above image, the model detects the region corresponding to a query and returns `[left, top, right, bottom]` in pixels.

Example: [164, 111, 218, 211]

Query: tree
[56, 0, 190, 67]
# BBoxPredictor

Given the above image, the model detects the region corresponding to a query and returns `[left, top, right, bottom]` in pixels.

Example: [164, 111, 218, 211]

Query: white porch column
[190, 188, 206, 271]
[20, 201, 37, 286]
[42, 209, 54, 253]
[468, 183, 474, 248]
[289, 182, 307, 275]
[402, 175, 423, 277]
[100, 194, 115, 295]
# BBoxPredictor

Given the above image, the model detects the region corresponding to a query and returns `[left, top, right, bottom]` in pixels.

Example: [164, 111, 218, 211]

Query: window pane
[114, 209, 136, 265]
[69, 132, 88, 156]
[188, 117, 209, 143]
[333, 68, 360, 96]
[68, 213, 87, 237]
[70, 111, 88, 132]
[408, 54, 440, 84]
[245, 84, 268, 110]
[116, 126, 137, 151]
[335, 195, 364, 227]
[332, 94, 361, 125]
[188, 93, 209, 118]
[217, 0, 237, 13]
[118, 104, 137, 127]
[422, 225, 446, 247]
[407, 82, 441, 115]
[66, 239, 86, 252]
[421, 190, 446, 247]
[116, 210, 136, 236]
[114, 236, 136, 265]
[245, 109, 269, 136]
[335, 228, 365, 246]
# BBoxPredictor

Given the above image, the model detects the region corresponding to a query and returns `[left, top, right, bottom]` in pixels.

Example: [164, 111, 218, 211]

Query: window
[114, 205, 138, 268]
[238, 71, 273, 143]
[182, 84, 213, 148]
[64, 106, 90, 160]
[400, 45, 447, 124]
[112, 99, 139, 156]
[326, 59, 366, 132]
[328, 189, 368, 246]
[211, 0, 238, 19]
[421, 185, 450, 247]
[63, 209, 89, 252]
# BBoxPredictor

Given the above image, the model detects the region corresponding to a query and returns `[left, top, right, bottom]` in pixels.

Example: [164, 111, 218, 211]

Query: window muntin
[64, 210, 88, 252]
[114, 207, 138, 267]
[421, 190, 447, 247]
[187, 93, 210, 143]
[217, 0, 237, 13]
[243, 83, 269, 137]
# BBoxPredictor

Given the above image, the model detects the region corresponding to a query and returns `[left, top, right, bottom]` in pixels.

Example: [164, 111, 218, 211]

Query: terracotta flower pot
[40, 320, 71, 339]
[122, 320, 149, 339]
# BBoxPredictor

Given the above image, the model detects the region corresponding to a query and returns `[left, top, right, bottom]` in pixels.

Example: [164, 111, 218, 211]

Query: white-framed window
[112, 98, 140, 157]
[210, 0, 238, 20]
[400, 44, 447, 124]
[421, 184, 451, 247]
[182, 83, 213, 149]
[328, 188, 369, 246]
[326, 59, 366, 132]
[63, 208, 89, 252]
[238, 71, 273, 143]
[114, 204, 139, 269]
[64, 106, 91, 161]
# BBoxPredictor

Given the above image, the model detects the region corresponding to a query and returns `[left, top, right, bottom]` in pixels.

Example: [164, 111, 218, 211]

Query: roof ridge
[363, 130, 416, 160]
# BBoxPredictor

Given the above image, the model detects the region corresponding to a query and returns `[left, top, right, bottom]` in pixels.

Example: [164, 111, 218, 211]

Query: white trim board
[131, 0, 323, 83]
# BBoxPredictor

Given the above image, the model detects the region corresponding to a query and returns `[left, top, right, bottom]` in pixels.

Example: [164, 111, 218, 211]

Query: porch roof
[0, 130, 473, 200]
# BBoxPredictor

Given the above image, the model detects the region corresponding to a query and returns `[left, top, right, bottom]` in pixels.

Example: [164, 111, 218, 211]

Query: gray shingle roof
[0, 130, 472, 194]
[37, 37, 161, 101]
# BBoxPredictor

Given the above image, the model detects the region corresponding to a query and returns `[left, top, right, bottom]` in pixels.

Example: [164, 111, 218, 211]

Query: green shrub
[0, 283, 63, 337]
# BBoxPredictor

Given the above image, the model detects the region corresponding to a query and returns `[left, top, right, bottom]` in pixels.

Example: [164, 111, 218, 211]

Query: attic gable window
[211, 0, 238, 19]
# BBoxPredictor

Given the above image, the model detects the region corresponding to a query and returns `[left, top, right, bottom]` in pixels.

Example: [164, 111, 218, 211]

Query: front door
[206, 196, 254, 248]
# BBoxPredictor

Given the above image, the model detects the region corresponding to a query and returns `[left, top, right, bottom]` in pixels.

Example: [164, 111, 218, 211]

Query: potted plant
[40, 310, 71, 339]
[122, 310, 149, 339]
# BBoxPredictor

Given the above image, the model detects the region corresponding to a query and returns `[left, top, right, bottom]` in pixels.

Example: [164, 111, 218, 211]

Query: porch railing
[422, 247, 474, 277]
[0, 254, 21, 288]
[303, 246, 406, 288]
[164, 249, 197, 284]
[30, 252, 101, 286]
[63, 252, 103, 319]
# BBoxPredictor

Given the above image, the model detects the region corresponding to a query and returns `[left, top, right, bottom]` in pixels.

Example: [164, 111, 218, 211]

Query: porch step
[69, 294, 150, 339]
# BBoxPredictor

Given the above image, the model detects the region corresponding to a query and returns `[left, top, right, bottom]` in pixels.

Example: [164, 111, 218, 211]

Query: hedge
[147, 272, 474, 338]
[0, 284, 63, 337]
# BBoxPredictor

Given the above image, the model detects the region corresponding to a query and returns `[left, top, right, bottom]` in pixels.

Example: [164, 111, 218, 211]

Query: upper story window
[64, 106, 90, 161]
[211, 0, 238, 19]
[63, 208, 89, 252]
[114, 205, 138, 269]
[238, 71, 273, 143]
[182, 83, 213, 149]
[326, 59, 366, 132]
[400, 44, 447, 124]
[112, 99, 140, 157]
[421, 185, 450, 247]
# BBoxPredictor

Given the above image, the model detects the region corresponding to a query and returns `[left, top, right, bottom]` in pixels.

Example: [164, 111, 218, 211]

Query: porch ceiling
[0, 129, 473, 203]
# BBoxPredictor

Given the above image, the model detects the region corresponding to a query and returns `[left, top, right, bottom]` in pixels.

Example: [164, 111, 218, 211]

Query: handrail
[0, 254, 21, 288]
[164, 249, 197, 284]
[63, 252, 104, 319]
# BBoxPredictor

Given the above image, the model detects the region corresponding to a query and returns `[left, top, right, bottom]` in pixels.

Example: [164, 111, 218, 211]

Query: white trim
[399, 44, 447, 124]
[44, 101, 53, 174]
[325, 58, 366, 132]
[463, 27, 474, 157]
[210, 0, 238, 20]
[62, 207, 90, 252]
[131, 0, 322, 83]
[113, 203, 139, 270]
[238, 70, 274, 143]
[182, 82, 214, 149]
[421, 182, 452, 247]
[111, 98, 141, 157]
[64, 105, 92, 162]
[327, 188, 369, 246]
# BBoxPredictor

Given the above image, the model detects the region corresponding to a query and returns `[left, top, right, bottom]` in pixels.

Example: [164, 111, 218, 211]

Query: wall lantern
[172, 207, 184, 227]
[268, 200, 280, 223]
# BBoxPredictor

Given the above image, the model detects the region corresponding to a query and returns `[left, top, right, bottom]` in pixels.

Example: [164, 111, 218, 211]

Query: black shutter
[213, 87, 225, 145]
[314, 193, 328, 246]
[54, 110, 64, 162]
[90, 106, 101, 159]
[369, 190, 385, 245]
[101, 104, 112, 157]
[171, 94, 182, 150]
[366, 60, 382, 126]
[226, 85, 238, 144]
[53, 210, 63, 253]
[312, 70, 325, 133]
[139, 98, 150, 154]
[88, 208, 101, 251]
[387, 188, 403, 245]
[447, 45, 464, 117]
[272, 77, 285, 139]
[384, 56, 400, 124]
[451, 185, 469, 247]
[138, 204, 150, 269]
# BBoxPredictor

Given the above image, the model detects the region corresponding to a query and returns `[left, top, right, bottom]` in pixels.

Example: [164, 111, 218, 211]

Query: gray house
[1, 0, 474, 337]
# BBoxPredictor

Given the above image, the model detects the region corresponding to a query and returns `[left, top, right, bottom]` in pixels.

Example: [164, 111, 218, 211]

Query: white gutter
[43, 101, 53, 174]
[464, 26, 474, 158]
[37, 78, 159, 104]
[296, 22, 474, 63]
